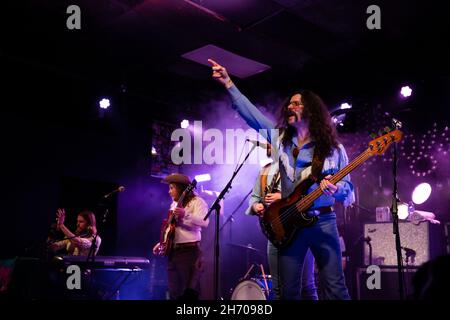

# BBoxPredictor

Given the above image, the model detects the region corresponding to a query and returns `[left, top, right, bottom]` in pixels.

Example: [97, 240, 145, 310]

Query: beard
[286, 110, 300, 125]
[75, 227, 86, 235]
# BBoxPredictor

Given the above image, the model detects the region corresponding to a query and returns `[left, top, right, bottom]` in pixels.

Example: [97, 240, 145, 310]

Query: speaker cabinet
[363, 222, 430, 267]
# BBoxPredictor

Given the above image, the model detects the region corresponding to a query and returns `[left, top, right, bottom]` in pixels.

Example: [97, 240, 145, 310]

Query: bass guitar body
[259, 178, 318, 249]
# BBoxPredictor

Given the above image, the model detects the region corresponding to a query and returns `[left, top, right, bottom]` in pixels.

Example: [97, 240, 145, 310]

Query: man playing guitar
[247, 144, 317, 300]
[153, 173, 209, 300]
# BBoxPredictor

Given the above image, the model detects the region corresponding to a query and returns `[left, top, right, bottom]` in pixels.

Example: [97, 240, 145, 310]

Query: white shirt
[51, 235, 101, 256]
[170, 196, 209, 244]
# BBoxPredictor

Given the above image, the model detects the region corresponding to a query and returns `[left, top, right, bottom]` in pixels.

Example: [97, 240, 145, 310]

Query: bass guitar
[260, 129, 402, 249]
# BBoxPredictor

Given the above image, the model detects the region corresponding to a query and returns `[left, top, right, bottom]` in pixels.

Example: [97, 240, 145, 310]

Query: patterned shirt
[50, 235, 101, 256]
[228, 85, 355, 210]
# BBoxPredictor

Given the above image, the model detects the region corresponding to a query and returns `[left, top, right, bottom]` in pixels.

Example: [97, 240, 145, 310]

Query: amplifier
[363, 222, 430, 266]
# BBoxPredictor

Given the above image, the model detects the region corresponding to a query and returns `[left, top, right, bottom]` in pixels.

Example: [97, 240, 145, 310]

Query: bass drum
[230, 276, 272, 300]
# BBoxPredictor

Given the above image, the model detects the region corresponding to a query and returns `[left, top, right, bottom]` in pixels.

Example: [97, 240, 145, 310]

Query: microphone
[103, 186, 125, 198]
[246, 139, 269, 148]
[401, 246, 416, 256]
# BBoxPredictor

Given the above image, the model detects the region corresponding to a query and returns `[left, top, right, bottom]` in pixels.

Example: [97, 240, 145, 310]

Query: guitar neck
[266, 171, 280, 194]
[176, 192, 187, 208]
[297, 149, 372, 211]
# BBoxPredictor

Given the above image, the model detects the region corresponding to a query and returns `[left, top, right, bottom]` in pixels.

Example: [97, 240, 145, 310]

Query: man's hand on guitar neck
[320, 175, 338, 197]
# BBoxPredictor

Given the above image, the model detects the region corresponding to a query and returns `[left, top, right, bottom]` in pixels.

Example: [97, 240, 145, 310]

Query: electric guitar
[259, 129, 403, 249]
[155, 179, 197, 256]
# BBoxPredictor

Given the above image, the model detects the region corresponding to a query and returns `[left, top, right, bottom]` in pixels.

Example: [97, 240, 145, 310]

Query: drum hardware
[230, 263, 272, 300]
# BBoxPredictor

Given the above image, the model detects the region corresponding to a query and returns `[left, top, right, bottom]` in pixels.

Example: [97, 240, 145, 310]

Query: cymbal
[227, 243, 261, 253]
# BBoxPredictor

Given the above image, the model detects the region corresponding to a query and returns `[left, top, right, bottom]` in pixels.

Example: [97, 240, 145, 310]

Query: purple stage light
[412, 183, 432, 205]
[340, 102, 352, 110]
[400, 86, 412, 98]
[195, 173, 211, 182]
[180, 119, 190, 129]
[397, 202, 410, 220]
[99, 98, 110, 109]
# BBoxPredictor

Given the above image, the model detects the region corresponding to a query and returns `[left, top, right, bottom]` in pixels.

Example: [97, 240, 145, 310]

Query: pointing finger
[208, 58, 220, 66]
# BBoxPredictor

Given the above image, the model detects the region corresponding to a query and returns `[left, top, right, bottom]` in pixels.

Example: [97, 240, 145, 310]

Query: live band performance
[2, 1, 450, 304]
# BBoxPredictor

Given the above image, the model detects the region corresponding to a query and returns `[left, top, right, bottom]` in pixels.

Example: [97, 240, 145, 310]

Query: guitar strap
[291, 145, 325, 183]
[260, 165, 271, 198]
[260, 167, 281, 198]
[260, 144, 325, 198]
[310, 150, 326, 183]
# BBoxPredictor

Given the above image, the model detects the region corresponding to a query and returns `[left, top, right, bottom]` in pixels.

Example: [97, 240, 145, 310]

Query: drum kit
[230, 273, 273, 300]
[227, 243, 274, 300]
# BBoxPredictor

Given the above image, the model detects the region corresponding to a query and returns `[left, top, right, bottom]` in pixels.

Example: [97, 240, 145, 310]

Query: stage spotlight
[151, 146, 157, 156]
[99, 98, 110, 109]
[181, 119, 190, 129]
[412, 183, 432, 205]
[397, 202, 411, 220]
[331, 113, 346, 127]
[340, 102, 352, 110]
[400, 86, 412, 98]
[195, 173, 211, 182]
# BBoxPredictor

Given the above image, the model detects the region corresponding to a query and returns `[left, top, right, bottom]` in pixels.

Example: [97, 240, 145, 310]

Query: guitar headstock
[185, 179, 197, 193]
[367, 129, 403, 156]
[176, 179, 198, 206]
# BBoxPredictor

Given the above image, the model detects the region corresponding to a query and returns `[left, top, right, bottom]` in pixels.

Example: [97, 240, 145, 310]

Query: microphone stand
[364, 236, 373, 265]
[84, 194, 112, 298]
[390, 118, 405, 300]
[204, 144, 257, 300]
[86, 192, 114, 264]
[220, 189, 252, 232]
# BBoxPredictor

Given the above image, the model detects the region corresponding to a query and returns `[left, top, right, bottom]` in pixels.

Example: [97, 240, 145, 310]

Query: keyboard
[55, 256, 150, 270]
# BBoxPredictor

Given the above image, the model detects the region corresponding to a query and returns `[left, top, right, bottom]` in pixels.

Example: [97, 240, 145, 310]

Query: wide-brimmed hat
[161, 173, 191, 186]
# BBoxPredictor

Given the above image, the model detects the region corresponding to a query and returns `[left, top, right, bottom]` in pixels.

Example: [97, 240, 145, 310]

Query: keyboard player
[48, 208, 101, 256]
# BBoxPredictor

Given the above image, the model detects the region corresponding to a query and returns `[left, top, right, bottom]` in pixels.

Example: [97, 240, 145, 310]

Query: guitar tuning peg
[378, 129, 384, 136]
[370, 133, 377, 139]
[384, 127, 391, 133]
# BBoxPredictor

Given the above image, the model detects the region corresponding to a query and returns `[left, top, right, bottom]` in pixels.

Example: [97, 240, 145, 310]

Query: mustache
[286, 110, 298, 121]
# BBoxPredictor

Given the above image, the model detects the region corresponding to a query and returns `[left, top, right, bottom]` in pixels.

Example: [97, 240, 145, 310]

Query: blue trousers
[268, 243, 317, 300]
[276, 212, 350, 300]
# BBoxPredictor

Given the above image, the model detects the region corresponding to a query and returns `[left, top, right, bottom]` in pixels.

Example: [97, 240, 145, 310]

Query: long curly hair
[276, 89, 339, 160]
